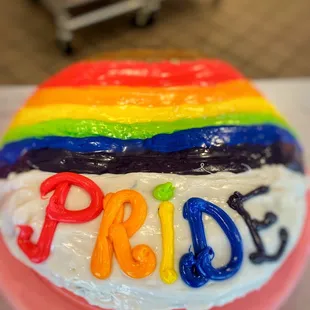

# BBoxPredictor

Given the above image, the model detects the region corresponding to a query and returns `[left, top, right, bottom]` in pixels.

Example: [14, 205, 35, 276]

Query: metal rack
[37, 0, 162, 54]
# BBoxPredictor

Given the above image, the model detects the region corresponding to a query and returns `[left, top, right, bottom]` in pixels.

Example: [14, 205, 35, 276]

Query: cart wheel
[57, 40, 74, 56]
[132, 11, 157, 28]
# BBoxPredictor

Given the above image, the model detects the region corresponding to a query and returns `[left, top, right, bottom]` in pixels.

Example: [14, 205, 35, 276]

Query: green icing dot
[153, 182, 175, 201]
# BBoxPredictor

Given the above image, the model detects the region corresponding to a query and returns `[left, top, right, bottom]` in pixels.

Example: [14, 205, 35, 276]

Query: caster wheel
[57, 40, 74, 56]
[131, 11, 157, 28]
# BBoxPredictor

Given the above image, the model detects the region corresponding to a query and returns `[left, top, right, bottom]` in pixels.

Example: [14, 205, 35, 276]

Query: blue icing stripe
[0, 125, 300, 165]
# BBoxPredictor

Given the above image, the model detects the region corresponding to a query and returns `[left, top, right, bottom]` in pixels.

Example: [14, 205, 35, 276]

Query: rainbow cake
[0, 59, 307, 310]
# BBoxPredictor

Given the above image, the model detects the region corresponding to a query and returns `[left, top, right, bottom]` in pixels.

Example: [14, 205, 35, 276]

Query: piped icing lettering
[179, 198, 243, 288]
[158, 202, 178, 284]
[91, 190, 156, 279]
[15, 173, 292, 284]
[17, 172, 104, 263]
[153, 182, 177, 284]
[227, 186, 288, 264]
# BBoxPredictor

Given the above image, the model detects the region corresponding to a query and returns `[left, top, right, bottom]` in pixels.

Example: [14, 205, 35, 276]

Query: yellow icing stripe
[10, 97, 280, 127]
[159, 201, 178, 284]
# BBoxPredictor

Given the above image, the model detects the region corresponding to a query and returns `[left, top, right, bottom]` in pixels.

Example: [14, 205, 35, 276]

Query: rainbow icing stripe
[0, 59, 303, 177]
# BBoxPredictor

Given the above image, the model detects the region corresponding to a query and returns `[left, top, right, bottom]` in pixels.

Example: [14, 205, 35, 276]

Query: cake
[0, 58, 307, 310]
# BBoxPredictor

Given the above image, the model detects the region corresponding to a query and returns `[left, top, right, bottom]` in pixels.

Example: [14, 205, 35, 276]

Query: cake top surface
[0, 58, 307, 310]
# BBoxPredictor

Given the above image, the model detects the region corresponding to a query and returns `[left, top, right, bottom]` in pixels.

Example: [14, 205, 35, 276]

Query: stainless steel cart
[37, 0, 162, 54]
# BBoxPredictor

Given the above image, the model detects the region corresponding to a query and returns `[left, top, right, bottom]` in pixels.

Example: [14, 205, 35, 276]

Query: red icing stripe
[41, 60, 244, 88]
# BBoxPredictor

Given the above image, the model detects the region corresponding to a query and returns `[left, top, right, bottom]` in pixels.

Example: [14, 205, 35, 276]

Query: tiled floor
[0, 0, 310, 84]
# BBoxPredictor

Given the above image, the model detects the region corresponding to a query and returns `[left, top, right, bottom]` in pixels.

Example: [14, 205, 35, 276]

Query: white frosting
[0, 165, 307, 310]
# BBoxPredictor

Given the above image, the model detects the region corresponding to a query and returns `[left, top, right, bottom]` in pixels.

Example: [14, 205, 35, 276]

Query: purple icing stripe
[0, 143, 303, 178]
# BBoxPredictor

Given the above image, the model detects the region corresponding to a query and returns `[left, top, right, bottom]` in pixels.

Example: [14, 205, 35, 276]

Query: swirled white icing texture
[0, 165, 307, 310]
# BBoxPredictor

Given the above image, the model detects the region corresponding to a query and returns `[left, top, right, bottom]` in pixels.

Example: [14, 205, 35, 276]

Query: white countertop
[0, 80, 310, 309]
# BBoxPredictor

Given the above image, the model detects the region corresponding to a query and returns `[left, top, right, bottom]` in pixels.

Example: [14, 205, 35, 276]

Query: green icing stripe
[1, 113, 293, 146]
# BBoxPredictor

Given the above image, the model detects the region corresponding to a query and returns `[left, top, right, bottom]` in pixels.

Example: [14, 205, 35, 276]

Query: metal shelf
[38, 0, 162, 54]
[64, 0, 103, 9]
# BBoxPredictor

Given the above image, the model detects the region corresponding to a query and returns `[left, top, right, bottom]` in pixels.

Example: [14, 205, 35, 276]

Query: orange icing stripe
[91, 190, 156, 279]
[25, 80, 260, 108]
